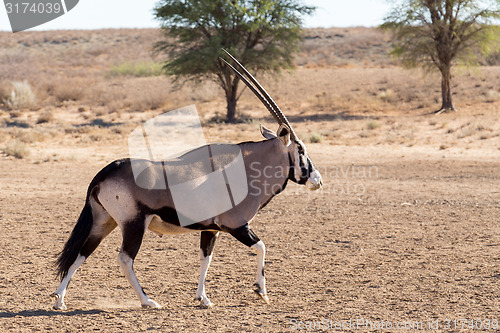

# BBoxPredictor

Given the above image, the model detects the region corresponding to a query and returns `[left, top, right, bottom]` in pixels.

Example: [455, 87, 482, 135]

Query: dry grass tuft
[5, 127, 47, 143]
[309, 132, 324, 143]
[3, 140, 30, 159]
[377, 89, 395, 103]
[129, 89, 168, 111]
[109, 61, 163, 78]
[37, 110, 54, 124]
[4, 80, 36, 110]
[53, 84, 86, 103]
[366, 120, 381, 130]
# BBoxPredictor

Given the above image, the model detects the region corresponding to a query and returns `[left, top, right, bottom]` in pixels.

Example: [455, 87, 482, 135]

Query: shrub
[0, 84, 8, 103]
[4, 80, 36, 110]
[126, 88, 170, 111]
[377, 89, 394, 103]
[3, 140, 30, 159]
[366, 120, 381, 130]
[309, 132, 323, 143]
[37, 110, 54, 124]
[54, 85, 85, 102]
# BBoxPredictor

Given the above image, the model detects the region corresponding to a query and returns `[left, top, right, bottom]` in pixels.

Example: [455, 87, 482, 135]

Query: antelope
[51, 50, 323, 310]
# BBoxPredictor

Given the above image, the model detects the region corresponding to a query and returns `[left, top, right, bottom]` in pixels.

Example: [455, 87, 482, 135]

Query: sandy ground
[1, 27, 499, 332]
[0, 141, 498, 332]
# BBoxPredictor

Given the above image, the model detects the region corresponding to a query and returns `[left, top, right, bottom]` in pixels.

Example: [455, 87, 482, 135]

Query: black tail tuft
[56, 202, 93, 280]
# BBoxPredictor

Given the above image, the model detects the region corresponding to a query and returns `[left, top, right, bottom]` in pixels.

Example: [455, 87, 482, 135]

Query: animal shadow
[0, 309, 105, 318]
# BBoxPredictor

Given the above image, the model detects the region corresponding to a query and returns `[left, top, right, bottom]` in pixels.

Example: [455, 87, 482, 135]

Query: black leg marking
[80, 236, 102, 258]
[80, 220, 116, 257]
[117, 216, 161, 308]
[227, 224, 260, 247]
[200, 231, 219, 257]
[122, 218, 146, 260]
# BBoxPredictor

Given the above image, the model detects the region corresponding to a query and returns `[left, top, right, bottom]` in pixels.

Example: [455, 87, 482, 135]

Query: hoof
[52, 304, 67, 311]
[141, 299, 162, 309]
[51, 293, 67, 310]
[253, 284, 270, 304]
[254, 291, 270, 304]
[195, 296, 213, 308]
[199, 301, 213, 308]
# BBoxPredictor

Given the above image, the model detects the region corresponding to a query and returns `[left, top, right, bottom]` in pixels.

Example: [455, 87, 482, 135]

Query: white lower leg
[117, 252, 161, 308]
[51, 254, 86, 310]
[195, 249, 213, 307]
[251, 241, 269, 303]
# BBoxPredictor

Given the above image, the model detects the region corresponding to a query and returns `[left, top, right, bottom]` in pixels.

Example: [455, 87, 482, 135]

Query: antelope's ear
[260, 124, 277, 139]
[277, 124, 291, 147]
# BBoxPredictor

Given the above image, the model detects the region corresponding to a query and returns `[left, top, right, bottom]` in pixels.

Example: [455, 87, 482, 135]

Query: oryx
[51, 50, 323, 310]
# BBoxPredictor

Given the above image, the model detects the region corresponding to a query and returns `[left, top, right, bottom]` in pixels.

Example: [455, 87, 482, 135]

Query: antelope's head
[220, 50, 323, 191]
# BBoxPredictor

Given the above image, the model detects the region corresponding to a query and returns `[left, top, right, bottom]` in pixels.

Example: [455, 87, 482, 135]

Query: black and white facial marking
[289, 140, 323, 191]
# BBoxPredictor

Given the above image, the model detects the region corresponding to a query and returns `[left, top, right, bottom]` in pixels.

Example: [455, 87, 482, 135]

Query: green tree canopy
[382, 0, 500, 113]
[154, 0, 314, 121]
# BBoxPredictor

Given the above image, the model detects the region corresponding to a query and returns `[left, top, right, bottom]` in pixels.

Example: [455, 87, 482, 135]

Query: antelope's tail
[55, 201, 93, 280]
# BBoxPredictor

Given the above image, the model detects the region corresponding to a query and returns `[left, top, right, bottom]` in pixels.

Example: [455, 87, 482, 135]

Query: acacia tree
[154, 0, 314, 122]
[382, 0, 500, 113]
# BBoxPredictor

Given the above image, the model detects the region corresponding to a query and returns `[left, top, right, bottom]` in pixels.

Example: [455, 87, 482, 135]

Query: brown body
[95, 137, 290, 234]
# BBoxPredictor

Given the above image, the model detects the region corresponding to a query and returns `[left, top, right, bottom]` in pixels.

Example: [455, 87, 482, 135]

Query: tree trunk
[225, 78, 239, 122]
[438, 65, 455, 113]
[226, 94, 237, 122]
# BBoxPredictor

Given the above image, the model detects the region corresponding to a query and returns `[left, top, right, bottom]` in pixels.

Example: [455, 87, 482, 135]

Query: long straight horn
[219, 57, 281, 125]
[221, 49, 298, 141]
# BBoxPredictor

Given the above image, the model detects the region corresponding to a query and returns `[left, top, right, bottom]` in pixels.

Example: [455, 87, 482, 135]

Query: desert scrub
[309, 132, 323, 143]
[109, 61, 163, 77]
[366, 120, 381, 130]
[53, 84, 85, 102]
[37, 110, 54, 124]
[377, 89, 394, 103]
[3, 140, 30, 159]
[4, 80, 36, 110]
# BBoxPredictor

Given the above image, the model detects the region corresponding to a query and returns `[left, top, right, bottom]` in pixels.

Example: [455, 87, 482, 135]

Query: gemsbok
[51, 50, 323, 310]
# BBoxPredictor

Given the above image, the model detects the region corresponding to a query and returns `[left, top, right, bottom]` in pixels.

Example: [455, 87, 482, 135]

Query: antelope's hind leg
[52, 201, 116, 310]
[195, 231, 219, 308]
[52, 256, 85, 310]
[117, 215, 161, 309]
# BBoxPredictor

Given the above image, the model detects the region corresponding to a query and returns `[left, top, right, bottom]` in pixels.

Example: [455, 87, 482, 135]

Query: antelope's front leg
[229, 224, 269, 304]
[196, 231, 219, 307]
[251, 240, 269, 303]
